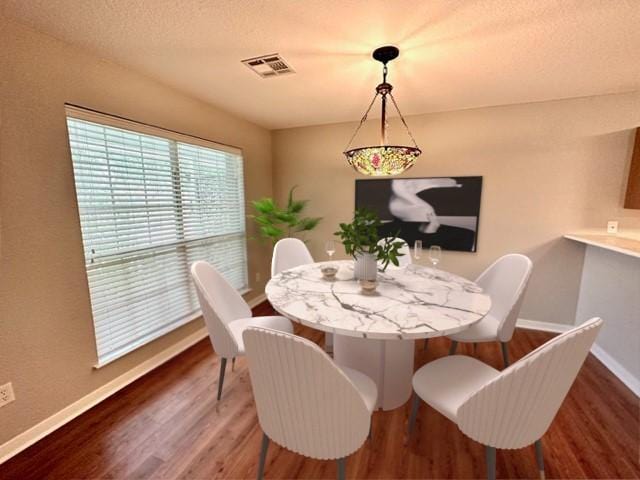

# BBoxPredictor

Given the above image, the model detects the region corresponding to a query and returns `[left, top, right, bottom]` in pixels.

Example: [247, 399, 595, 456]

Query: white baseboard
[247, 293, 267, 308]
[590, 344, 640, 397]
[0, 327, 209, 464]
[517, 318, 639, 398]
[516, 318, 573, 333]
[0, 294, 270, 465]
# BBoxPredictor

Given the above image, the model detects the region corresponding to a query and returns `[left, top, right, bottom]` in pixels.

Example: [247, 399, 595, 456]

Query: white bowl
[321, 265, 338, 280]
[359, 279, 378, 293]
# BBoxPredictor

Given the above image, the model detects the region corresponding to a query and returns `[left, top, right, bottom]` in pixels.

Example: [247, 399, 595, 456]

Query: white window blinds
[65, 106, 248, 366]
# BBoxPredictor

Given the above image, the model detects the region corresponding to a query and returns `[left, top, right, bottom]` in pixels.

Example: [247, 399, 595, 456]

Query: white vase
[354, 252, 377, 281]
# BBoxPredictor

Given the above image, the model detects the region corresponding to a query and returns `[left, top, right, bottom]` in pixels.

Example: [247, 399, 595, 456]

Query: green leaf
[273, 211, 296, 224]
[298, 217, 321, 231]
[253, 215, 272, 226]
[260, 224, 283, 239]
[249, 186, 320, 243]
[252, 198, 276, 214]
[287, 186, 297, 207]
[287, 199, 307, 214]
[335, 208, 387, 258]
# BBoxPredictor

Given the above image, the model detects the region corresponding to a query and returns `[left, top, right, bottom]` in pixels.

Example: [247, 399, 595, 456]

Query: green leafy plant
[334, 208, 405, 271]
[251, 186, 322, 244]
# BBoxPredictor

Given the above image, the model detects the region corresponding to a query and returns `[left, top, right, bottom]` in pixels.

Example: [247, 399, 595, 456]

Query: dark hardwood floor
[2, 302, 639, 479]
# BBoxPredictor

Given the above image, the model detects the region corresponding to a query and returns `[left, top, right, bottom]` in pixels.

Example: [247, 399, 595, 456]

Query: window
[65, 105, 248, 366]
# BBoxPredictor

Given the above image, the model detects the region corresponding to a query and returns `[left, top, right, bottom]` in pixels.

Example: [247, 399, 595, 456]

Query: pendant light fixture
[344, 45, 421, 176]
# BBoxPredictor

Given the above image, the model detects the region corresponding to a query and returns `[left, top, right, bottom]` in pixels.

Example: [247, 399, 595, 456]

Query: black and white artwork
[355, 176, 483, 252]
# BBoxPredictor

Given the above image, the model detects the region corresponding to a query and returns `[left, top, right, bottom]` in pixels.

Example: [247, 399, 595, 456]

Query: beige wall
[2, 12, 639, 454]
[0, 19, 273, 443]
[273, 92, 640, 326]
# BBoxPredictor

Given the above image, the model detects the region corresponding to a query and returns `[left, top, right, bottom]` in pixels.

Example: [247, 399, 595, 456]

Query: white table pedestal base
[333, 335, 415, 410]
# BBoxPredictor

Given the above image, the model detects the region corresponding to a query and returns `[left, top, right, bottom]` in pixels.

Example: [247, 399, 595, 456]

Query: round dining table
[265, 260, 491, 410]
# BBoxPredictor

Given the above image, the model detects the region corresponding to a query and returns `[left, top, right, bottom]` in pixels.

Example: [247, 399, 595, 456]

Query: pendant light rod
[380, 80, 387, 145]
[374, 48, 397, 146]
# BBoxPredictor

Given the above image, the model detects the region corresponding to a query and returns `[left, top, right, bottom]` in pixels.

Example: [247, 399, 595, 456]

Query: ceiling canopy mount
[372, 45, 399, 65]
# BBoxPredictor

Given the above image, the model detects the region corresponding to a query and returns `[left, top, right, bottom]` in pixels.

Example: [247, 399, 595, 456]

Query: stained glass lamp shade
[344, 46, 421, 176]
[344, 146, 421, 176]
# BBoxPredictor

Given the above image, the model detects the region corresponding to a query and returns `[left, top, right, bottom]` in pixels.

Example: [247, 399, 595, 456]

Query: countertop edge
[564, 234, 640, 259]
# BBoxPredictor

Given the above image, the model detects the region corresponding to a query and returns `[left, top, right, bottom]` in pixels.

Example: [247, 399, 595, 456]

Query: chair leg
[473, 342, 478, 355]
[408, 393, 420, 436]
[485, 445, 496, 480]
[449, 340, 458, 355]
[423, 338, 429, 351]
[256, 433, 270, 480]
[325, 332, 334, 354]
[535, 439, 545, 480]
[217, 357, 227, 401]
[501, 342, 510, 367]
[337, 457, 346, 480]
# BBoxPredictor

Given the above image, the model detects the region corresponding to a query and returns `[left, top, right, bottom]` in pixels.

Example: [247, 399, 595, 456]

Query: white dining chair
[377, 237, 412, 269]
[243, 327, 377, 480]
[190, 261, 293, 401]
[445, 253, 533, 367]
[271, 237, 314, 278]
[409, 317, 603, 480]
[271, 237, 337, 353]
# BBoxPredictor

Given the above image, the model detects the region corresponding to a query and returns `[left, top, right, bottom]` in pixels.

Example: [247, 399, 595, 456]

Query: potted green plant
[250, 186, 322, 244]
[334, 208, 405, 281]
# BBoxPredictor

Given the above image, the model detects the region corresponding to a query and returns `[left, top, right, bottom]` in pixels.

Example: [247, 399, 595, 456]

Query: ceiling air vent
[241, 54, 295, 78]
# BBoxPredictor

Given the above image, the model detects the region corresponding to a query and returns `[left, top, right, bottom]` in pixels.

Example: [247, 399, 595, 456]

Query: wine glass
[325, 240, 336, 262]
[410, 240, 422, 272]
[414, 240, 422, 261]
[429, 245, 442, 268]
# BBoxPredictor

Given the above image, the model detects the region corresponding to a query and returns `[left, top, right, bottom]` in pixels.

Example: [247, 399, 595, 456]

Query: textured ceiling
[3, 0, 640, 129]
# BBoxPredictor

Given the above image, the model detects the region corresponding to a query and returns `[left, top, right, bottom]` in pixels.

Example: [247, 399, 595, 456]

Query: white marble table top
[266, 261, 491, 340]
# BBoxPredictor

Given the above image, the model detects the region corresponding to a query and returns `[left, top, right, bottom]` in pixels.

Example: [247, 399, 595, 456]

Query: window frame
[65, 104, 250, 367]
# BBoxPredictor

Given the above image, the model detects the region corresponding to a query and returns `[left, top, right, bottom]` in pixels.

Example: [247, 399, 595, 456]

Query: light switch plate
[607, 221, 618, 234]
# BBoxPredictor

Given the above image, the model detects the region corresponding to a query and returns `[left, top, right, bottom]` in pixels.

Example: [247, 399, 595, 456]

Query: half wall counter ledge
[564, 231, 640, 258]
[565, 230, 640, 397]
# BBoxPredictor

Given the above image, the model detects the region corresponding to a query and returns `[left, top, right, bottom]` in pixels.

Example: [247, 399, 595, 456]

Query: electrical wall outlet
[0, 382, 15, 408]
[607, 221, 619, 234]
[255, 272, 261, 282]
